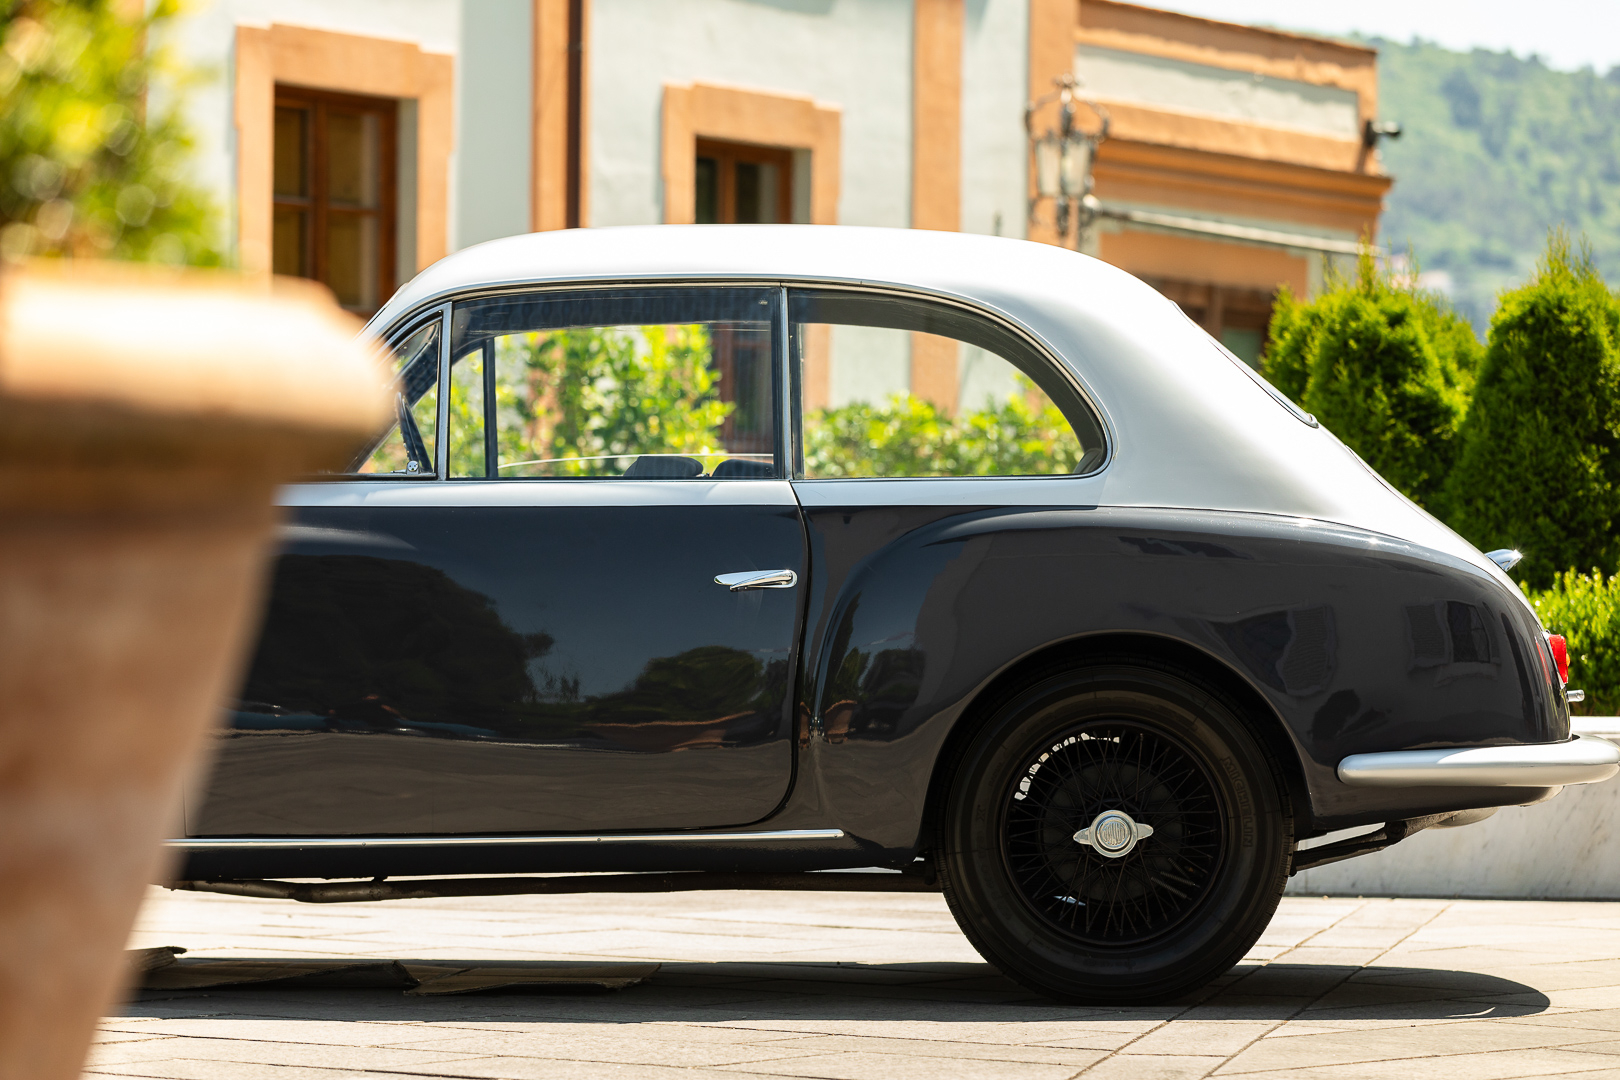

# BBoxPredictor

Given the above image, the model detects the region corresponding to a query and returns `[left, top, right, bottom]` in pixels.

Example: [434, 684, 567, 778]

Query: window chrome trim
[433, 302, 452, 479]
[372, 277, 1114, 478]
[347, 302, 452, 480]
[278, 478, 801, 509]
[777, 285, 793, 481]
[168, 828, 846, 851]
[405, 284, 791, 483]
[383, 302, 451, 351]
[792, 475, 1106, 508]
[781, 282, 1111, 477]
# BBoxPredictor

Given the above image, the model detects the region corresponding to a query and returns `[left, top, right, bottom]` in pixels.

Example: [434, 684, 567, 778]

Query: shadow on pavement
[116, 958, 1552, 1024]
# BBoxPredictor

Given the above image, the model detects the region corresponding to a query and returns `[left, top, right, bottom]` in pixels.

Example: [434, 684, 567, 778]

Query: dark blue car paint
[191, 501, 806, 837]
[183, 495, 1564, 881]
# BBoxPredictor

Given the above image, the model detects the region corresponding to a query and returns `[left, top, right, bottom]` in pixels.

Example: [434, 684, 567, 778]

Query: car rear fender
[793, 504, 1564, 856]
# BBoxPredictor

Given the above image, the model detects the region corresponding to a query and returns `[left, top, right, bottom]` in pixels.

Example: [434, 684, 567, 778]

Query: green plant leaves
[0, 0, 220, 265]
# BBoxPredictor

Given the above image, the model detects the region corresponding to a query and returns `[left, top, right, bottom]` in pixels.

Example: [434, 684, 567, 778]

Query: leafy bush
[1262, 249, 1479, 509]
[0, 0, 220, 264]
[1445, 233, 1620, 587]
[446, 324, 733, 477]
[1527, 569, 1620, 715]
[804, 381, 1083, 479]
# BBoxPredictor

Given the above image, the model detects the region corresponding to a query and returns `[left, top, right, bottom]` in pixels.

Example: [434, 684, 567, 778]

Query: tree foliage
[1444, 233, 1620, 587]
[1262, 249, 1480, 509]
[0, 0, 220, 264]
[1375, 38, 1620, 332]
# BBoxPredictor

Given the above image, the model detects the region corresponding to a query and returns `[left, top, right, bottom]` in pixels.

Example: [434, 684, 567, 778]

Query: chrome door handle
[715, 569, 797, 591]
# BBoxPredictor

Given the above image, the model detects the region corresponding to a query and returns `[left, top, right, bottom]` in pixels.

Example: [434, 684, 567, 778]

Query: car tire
[935, 660, 1292, 1004]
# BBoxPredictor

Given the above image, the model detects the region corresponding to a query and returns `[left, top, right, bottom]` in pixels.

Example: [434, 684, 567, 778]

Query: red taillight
[1549, 634, 1570, 684]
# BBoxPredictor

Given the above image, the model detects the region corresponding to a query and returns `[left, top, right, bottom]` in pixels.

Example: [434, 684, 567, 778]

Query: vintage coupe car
[173, 225, 1619, 1003]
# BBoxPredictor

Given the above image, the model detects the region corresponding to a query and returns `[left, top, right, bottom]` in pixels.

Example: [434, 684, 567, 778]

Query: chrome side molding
[1338, 734, 1620, 788]
[167, 828, 844, 851]
[714, 569, 797, 591]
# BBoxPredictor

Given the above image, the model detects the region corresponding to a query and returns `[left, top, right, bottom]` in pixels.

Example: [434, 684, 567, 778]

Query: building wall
[586, 0, 915, 229]
[456, 0, 533, 251]
[960, 0, 1027, 239]
[1077, 45, 1360, 140]
[161, 0, 1387, 341]
[1061, 0, 1389, 359]
[163, 0, 462, 267]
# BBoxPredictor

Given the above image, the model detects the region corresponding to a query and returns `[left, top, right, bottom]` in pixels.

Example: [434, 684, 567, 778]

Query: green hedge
[1527, 569, 1620, 716]
[1262, 250, 1479, 509]
[1444, 234, 1620, 588]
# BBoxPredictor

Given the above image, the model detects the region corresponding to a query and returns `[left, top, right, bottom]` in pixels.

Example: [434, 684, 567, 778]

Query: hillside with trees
[1372, 38, 1620, 332]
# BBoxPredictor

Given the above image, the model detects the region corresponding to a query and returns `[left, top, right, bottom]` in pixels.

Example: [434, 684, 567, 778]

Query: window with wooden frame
[273, 86, 398, 316]
[694, 139, 793, 225]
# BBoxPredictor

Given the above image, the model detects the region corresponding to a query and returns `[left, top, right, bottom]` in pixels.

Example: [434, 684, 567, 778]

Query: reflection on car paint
[785, 501, 1568, 854]
[192, 501, 806, 837]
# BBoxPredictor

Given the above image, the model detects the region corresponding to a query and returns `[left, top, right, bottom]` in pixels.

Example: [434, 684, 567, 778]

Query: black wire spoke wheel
[1003, 721, 1224, 946]
[936, 662, 1291, 1004]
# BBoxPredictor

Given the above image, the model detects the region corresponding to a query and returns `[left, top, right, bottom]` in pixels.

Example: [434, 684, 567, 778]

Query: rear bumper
[1338, 734, 1620, 788]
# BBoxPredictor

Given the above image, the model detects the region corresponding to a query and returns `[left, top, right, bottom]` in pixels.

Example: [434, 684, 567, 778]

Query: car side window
[790, 289, 1105, 478]
[447, 288, 778, 479]
[352, 316, 441, 476]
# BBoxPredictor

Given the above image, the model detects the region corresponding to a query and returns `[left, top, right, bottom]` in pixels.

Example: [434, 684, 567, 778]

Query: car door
[191, 285, 806, 836]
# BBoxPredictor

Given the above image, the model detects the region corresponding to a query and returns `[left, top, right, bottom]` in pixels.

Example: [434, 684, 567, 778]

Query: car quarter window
[446, 288, 779, 479]
[351, 315, 442, 476]
[790, 290, 1106, 479]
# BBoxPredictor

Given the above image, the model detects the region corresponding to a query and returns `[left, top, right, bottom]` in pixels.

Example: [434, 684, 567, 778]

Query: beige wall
[1037, 0, 1393, 310]
[1079, 0, 1381, 173]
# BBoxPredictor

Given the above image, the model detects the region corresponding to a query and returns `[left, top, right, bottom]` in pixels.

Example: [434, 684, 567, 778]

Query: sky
[1155, 0, 1620, 73]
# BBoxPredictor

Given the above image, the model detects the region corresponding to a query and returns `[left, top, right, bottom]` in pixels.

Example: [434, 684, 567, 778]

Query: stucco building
[171, 0, 1391, 364]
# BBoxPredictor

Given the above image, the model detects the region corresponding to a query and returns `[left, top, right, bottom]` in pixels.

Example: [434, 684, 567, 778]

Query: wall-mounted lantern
[1362, 119, 1402, 149]
[1026, 75, 1109, 249]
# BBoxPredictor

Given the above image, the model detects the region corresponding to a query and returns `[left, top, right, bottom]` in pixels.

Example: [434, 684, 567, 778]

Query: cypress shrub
[1445, 233, 1620, 587]
[1527, 569, 1620, 715]
[1261, 251, 1479, 510]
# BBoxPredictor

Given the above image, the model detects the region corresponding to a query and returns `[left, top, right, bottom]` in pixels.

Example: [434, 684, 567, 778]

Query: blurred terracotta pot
[0, 262, 386, 1080]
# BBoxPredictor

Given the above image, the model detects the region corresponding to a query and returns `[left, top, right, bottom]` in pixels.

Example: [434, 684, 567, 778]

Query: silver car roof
[368, 224, 1503, 583]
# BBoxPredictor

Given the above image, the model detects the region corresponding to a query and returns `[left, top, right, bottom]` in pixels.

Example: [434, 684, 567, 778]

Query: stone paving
[88, 885, 1620, 1079]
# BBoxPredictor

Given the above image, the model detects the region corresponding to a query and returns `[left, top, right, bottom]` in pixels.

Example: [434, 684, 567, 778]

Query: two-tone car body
[173, 226, 1618, 1001]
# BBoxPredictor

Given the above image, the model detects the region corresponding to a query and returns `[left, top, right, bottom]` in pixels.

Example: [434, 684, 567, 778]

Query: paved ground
[89, 885, 1620, 1079]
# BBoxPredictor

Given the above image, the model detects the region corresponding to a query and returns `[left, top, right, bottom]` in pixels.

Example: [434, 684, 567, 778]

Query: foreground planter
[0, 262, 386, 1080]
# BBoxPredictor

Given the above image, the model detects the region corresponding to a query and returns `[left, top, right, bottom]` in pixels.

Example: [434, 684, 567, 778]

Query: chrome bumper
[1338, 734, 1620, 788]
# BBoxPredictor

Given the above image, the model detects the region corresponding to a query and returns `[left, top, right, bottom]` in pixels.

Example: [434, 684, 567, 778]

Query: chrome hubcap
[1074, 809, 1154, 859]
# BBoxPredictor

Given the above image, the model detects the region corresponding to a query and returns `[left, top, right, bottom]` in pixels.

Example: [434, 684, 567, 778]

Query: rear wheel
[935, 662, 1291, 1003]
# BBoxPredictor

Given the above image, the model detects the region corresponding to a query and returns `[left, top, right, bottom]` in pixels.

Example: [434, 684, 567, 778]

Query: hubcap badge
[1074, 810, 1154, 859]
